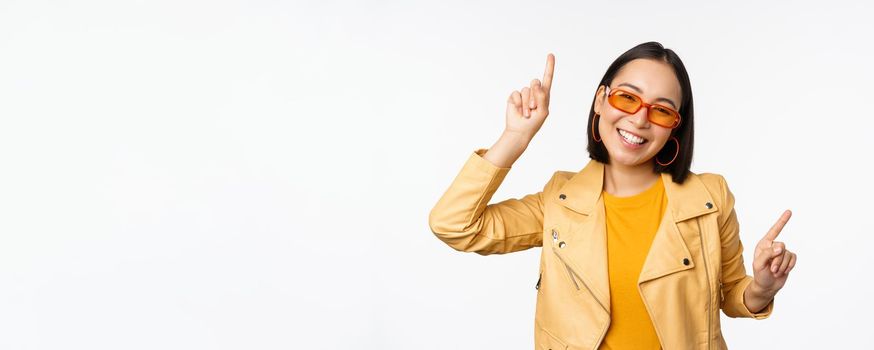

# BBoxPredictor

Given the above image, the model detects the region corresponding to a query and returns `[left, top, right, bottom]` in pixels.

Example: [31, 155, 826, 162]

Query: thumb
[507, 90, 522, 115]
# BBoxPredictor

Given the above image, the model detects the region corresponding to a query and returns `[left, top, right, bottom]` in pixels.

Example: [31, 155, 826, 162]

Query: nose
[629, 106, 650, 129]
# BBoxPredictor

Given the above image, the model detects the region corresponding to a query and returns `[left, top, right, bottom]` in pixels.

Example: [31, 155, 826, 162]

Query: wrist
[482, 132, 530, 168]
[743, 280, 776, 315]
[749, 280, 777, 300]
[496, 131, 531, 156]
[501, 130, 534, 146]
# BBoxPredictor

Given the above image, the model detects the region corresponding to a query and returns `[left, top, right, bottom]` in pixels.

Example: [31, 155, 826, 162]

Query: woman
[428, 42, 796, 349]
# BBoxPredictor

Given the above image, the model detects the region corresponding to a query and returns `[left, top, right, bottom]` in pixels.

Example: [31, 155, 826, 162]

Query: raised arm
[428, 53, 557, 255]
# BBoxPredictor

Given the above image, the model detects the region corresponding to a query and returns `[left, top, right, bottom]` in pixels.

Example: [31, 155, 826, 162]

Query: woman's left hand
[751, 210, 797, 295]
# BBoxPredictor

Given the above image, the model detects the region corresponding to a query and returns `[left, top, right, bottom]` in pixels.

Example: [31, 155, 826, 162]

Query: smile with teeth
[618, 129, 647, 145]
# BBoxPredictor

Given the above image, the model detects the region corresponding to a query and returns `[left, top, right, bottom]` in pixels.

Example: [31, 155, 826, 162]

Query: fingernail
[774, 247, 782, 254]
[772, 265, 777, 273]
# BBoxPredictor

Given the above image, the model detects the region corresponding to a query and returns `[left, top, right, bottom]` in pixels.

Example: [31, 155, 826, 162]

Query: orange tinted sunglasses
[605, 85, 681, 129]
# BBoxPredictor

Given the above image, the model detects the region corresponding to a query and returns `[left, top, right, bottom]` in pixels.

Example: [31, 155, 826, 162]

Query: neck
[603, 160, 660, 197]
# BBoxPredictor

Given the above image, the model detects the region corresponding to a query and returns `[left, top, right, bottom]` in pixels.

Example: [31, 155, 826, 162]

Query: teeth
[618, 129, 645, 144]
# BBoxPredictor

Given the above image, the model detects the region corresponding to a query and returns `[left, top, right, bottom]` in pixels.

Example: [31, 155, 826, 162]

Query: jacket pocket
[536, 323, 568, 350]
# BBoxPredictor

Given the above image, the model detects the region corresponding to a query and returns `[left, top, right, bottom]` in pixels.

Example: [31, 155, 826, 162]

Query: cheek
[650, 130, 674, 149]
[598, 110, 623, 131]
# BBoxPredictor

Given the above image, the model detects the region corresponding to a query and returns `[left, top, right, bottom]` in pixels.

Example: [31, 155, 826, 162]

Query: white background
[1, 0, 871, 349]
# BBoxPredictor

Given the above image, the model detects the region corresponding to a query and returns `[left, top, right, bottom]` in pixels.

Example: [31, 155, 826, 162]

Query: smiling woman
[588, 45, 693, 188]
[428, 41, 796, 350]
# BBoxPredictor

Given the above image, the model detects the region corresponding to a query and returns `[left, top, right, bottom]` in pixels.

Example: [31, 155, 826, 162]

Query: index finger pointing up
[542, 53, 555, 91]
[763, 209, 792, 241]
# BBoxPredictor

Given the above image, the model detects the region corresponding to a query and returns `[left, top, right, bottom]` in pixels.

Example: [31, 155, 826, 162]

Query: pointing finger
[542, 53, 555, 91]
[763, 209, 792, 242]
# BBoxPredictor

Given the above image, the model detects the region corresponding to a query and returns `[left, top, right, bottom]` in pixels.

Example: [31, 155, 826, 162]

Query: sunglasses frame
[604, 85, 682, 129]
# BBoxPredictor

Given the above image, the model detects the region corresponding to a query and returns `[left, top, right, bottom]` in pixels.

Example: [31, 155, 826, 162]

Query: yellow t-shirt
[598, 176, 668, 350]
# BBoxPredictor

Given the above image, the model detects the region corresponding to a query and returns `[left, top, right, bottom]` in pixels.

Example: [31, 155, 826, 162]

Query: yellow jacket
[428, 148, 773, 350]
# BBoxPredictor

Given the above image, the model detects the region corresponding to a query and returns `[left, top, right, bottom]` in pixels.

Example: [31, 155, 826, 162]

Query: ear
[593, 85, 605, 115]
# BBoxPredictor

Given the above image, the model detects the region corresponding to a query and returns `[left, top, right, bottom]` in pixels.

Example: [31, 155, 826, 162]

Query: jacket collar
[554, 159, 718, 222]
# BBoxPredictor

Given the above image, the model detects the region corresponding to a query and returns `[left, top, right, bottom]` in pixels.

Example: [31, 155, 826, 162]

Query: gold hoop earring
[592, 114, 602, 142]
[656, 136, 680, 166]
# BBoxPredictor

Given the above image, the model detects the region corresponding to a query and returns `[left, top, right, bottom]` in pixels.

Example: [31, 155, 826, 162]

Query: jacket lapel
[552, 160, 721, 309]
[641, 171, 719, 284]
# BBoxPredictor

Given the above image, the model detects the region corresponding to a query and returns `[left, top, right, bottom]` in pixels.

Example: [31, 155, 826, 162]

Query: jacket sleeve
[716, 175, 774, 319]
[428, 148, 553, 255]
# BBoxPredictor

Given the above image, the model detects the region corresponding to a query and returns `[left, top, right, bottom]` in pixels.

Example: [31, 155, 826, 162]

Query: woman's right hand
[505, 53, 555, 140]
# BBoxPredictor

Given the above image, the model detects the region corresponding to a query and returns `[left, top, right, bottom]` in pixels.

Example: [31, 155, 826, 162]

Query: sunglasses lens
[650, 106, 679, 128]
[608, 91, 641, 113]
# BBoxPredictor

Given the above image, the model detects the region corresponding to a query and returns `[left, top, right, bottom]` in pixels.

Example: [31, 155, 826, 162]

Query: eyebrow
[616, 82, 679, 110]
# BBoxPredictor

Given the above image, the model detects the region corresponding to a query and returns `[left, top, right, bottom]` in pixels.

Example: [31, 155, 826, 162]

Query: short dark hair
[586, 41, 694, 184]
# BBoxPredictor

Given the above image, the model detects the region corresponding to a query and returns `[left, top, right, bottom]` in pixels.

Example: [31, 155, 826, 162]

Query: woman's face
[593, 58, 683, 168]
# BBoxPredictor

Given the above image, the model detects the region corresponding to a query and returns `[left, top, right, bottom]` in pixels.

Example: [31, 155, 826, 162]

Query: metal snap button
[683, 258, 690, 266]
[558, 241, 566, 248]
[705, 202, 713, 209]
[559, 194, 566, 200]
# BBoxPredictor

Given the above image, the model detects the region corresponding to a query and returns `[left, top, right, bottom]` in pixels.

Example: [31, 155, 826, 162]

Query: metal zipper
[563, 263, 580, 290]
[536, 272, 542, 290]
[550, 228, 611, 348]
[551, 248, 608, 314]
[550, 230, 580, 291]
[552, 247, 611, 349]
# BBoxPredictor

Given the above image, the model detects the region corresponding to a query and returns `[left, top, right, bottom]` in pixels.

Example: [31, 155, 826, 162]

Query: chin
[612, 156, 651, 167]
[605, 146, 655, 167]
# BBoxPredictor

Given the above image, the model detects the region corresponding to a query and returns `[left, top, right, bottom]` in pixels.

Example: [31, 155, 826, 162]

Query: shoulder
[553, 170, 576, 183]
[540, 170, 575, 194]
[692, 172, 736, 220]
[695, 172, 728, 193]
